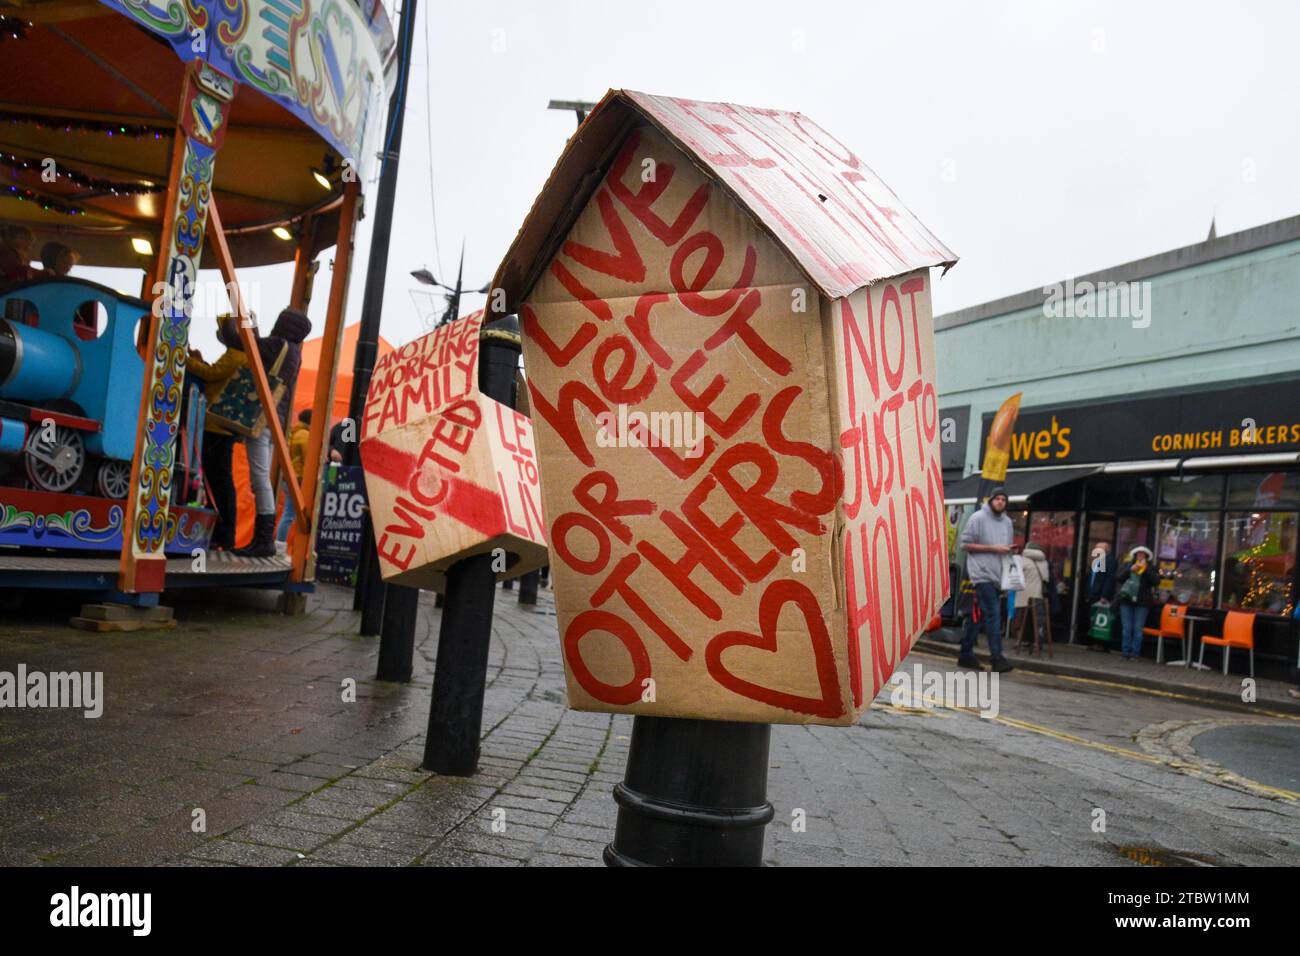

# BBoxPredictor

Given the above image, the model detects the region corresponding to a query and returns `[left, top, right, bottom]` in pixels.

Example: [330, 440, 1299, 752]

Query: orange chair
[1197, 611, 1256, 677]
[1145, 604, 1188, 664]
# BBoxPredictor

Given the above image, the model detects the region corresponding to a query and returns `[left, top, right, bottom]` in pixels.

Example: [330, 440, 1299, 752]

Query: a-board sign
[491, 90, 959, 725]
[316, 464, 367, 586]
[358, 311, 549, 591]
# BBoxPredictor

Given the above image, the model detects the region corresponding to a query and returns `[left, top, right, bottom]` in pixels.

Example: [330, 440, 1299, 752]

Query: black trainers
[957, 653, 984, 670]
[990, 656, 1015, 673]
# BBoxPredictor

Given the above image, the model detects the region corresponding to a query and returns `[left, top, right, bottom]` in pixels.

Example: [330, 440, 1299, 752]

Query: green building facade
[937, 215, 1300, 676]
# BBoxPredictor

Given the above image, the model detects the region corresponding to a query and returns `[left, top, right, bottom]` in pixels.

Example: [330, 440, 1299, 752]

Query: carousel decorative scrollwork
[131, 138, 216, 555]
[103, 0, 385, 182]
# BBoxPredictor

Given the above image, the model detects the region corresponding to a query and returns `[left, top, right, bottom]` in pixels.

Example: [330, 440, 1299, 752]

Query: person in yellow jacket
[276, 408, 312, 547]
[186, 318, 246, 550]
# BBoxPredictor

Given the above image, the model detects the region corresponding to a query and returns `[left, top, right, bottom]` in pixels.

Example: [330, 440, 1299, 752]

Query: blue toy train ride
[1, 276, 147, 496]
[0, 276, 216, 559]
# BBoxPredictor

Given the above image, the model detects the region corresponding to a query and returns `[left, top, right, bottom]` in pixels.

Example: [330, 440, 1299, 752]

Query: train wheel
[24, 423, 85, 493]
[96, 458, 133, 499]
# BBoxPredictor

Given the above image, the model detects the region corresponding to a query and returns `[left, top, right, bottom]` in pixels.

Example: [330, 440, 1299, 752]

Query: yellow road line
[899, 682, 1300, 802]
[897, 689, 1164, 763]
[987, 713, 1165, 764]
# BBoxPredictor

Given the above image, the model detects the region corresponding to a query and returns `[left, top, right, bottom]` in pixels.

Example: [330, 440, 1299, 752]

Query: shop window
[1156, 512, 1220, 607]
[1160, 473, 1224, 509]
[1221, 511, 1297, 616]
[1027, 511, 1076, 611]
[1007, 508, 1028, 548]
[1226, 471, 1300, 510]
[1116, 516, 1150, 563]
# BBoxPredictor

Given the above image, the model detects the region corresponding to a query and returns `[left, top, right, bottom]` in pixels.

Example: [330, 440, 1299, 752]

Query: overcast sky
[95, 0, 1300, 360]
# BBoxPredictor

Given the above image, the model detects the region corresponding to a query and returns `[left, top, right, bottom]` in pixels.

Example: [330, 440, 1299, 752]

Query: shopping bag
[1000, 553, 1026, 591]
[206, 343, 287, 439]
[1089, 602, 1115, 641]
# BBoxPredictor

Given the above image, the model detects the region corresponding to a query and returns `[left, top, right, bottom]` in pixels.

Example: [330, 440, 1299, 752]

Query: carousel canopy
[0, 0, 392, 269]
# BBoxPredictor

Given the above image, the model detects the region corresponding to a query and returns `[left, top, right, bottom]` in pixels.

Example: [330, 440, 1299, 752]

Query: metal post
[352, 515, 369, 610]
[353, 0, 417, 636]
[357, 515, 385, 636]
[605, 716, 774, 867]
[376, 583, 419, 682]
[422, 315, 520, 775]
[517, 569, 538, 606]
[346, 0, 416, 460]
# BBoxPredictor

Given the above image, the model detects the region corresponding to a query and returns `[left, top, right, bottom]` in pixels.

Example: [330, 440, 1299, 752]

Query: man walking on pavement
[959, 487, 1015, 673]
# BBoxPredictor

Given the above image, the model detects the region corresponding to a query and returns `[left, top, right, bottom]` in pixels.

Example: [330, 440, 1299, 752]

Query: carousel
[0, 0, 392, 601]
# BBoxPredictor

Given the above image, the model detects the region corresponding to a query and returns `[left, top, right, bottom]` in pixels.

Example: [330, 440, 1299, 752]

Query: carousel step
[77, 603, 175, 623]
[69, 615, 177, 633]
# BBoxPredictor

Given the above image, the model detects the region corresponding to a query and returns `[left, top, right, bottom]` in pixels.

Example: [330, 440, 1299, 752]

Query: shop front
[944, 375, 1300, 677]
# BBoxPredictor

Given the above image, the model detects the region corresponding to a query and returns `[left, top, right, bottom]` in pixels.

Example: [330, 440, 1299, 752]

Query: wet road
[2, 586, 1297, 867]
[765, 649, 1300, 865]
[1194, 724, 1300, 794]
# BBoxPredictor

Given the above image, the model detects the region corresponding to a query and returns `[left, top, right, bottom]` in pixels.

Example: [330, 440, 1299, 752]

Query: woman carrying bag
[186, 318, 247, 550]
[1014, 541, 1052, 654]
[1116, 546, 1160, 660]
[239, 308, 311, 557]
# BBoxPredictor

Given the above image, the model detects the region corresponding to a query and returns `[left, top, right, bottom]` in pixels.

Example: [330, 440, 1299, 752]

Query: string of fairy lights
[1, 150, 160, 195]
[0, 111, 171, 216]
[0, 16, 30, 41]
[0, 110, 171, 139]
[1, 182, 83, 216]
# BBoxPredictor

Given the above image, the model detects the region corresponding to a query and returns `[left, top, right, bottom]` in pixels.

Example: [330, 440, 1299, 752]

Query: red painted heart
[705, 578, 844, 719]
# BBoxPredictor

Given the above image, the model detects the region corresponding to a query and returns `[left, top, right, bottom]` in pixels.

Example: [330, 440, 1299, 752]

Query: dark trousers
[1119, 603, 1151, 657]
[203, 431, 237, 549]
[961, 581, 1005, 658]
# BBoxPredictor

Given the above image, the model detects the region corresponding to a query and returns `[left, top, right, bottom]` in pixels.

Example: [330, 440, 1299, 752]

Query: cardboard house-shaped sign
[359, 310, 548, 591]
[490, 90, 958, 725]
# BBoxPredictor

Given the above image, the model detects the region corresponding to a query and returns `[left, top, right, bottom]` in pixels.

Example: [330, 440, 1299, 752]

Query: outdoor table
[1167, 610, 1215, 670]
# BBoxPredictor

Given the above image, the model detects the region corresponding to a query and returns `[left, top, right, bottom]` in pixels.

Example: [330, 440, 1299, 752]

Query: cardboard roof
[491, 89, 958, 311]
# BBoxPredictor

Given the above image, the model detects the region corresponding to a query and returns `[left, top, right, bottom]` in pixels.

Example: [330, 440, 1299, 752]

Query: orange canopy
[233, 323, 394, 546]
[292, 322, 395, 422]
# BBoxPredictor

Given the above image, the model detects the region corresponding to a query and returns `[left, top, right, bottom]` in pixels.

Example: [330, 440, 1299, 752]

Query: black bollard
[376, 584, 419, 682]
[422, 314, 521, 775]
[501, 578, 514, 591]
[517, 569, 539, 606]
[354, 514, 381, 612]
[433, 591, 444, 608]
[360, 578, 387, 637]
[358, 514, 386, 638]
[423, 552, 497, 774]
[604, 716, 774, 867]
